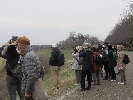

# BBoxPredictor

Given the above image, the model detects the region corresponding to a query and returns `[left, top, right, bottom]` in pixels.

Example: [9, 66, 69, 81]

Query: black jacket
[49, 48, 60, 66]
[1, 46, 20, 77]
[0, 47, 3, 57]
[79, 49, 93, 71]
[108, 50, 113, 60]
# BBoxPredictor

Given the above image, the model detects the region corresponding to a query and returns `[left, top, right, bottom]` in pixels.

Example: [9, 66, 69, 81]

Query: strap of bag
[75, 57, 79, 63]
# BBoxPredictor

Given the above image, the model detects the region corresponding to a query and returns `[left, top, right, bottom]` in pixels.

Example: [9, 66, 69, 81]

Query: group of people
[0, 35, 128, 99]
[71, 42, 128, 91]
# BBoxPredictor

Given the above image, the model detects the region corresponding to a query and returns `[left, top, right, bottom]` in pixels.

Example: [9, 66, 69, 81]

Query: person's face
[79, 47, 83, 51]
[16, 43, 25, 54]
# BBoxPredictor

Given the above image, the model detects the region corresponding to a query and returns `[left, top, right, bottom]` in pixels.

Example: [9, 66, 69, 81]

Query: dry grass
[0, 58, 6, 79]
[47, 75, 76, 99]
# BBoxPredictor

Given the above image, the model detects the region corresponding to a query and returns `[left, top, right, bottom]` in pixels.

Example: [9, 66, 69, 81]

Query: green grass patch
[35, 49, 51, 60]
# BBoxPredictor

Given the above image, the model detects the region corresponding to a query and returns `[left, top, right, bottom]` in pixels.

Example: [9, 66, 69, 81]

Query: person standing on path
[102, 42, 110, 80]
[49, 44, 61, 90]
[79, 43, 93, 91]
[108, 45, 116, 81]
[117, 45, 126, 85]
[92, 47, 102, 85]
[71, 47, 81, 86]
[15, 36, 48, 100]
[0, 36, 23, 100]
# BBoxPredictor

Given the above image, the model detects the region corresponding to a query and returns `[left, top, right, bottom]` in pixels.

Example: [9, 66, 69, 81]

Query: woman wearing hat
[117, 45, 126, 85]
[71, 47, 81, 86]
[79, 43, 93, 91]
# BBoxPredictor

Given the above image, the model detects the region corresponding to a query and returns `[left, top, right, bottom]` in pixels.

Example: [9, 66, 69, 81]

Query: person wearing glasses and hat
[79, 43, 93, 91]
[15, 36, 48, 100]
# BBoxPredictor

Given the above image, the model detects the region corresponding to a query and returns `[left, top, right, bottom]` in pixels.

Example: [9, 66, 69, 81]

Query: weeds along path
[0, 74, 8, 100]
[54, 52, 133, 100]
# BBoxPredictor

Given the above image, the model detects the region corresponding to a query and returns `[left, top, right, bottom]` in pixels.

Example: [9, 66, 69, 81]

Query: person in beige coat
[117, 45, 126, 85]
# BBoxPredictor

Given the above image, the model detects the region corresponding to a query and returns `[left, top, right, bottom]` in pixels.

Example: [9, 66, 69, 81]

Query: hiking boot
[103, 77, 108, 80]
[111, 80, 116, 82]
[118, 82, 121, 84]
[118, 82, 125, 85]
[97, 82, 100, 85]
[75, 83, 80, 86]
[92, 82, 96, 85]
[92, 80, 96, 85]
[120, 82, 125, 85]
[81, 88, 86, 91]
[85, 87, 91, 90]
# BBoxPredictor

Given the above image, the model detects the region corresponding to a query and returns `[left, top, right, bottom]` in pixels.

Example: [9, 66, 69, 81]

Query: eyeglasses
[15, 43, 22, 47]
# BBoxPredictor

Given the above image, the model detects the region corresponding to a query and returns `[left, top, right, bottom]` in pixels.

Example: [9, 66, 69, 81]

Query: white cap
[52, 44, 57, 48]
[76, 46, 80, 50]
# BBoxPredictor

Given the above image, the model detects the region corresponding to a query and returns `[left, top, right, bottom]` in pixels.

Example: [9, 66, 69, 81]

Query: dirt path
[54, 52, 133, 100]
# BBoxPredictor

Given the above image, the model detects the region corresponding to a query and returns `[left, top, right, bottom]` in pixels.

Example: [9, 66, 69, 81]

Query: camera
[9, 36, 18, 44]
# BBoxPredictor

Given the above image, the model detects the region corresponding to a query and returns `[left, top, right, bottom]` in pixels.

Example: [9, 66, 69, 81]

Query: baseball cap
[52, 44, 57, 48]
[82, 43, 91, 49]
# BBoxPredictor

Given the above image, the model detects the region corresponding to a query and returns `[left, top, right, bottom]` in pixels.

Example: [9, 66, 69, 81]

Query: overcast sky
[0, 0, 130, 45]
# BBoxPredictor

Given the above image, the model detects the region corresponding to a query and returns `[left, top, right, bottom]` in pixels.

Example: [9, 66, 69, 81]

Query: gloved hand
[1, 42, 10, 56]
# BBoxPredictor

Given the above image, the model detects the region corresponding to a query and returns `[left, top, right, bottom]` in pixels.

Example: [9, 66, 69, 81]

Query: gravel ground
[53, 52, 133, 100]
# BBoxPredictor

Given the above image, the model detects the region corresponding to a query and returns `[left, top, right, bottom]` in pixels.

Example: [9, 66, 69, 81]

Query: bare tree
[105, 1, 133, 48]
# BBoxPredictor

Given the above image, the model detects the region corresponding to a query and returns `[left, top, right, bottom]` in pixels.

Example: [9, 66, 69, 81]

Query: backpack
[56, 51, 65, 66]
[113, 51, 118, 60]
[11, 63, 22, 79]
[123, 54, 130, 64]
[95, 55, 103, 66]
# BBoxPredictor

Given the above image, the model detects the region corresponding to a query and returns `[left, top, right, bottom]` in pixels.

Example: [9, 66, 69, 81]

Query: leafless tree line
[105, 1, 133, 49]
[31, 32, 102, 50]
[57, 32, 102, 49]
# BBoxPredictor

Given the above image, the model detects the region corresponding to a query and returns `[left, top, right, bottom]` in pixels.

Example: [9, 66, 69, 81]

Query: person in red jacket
[92, 46, 102, 85]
